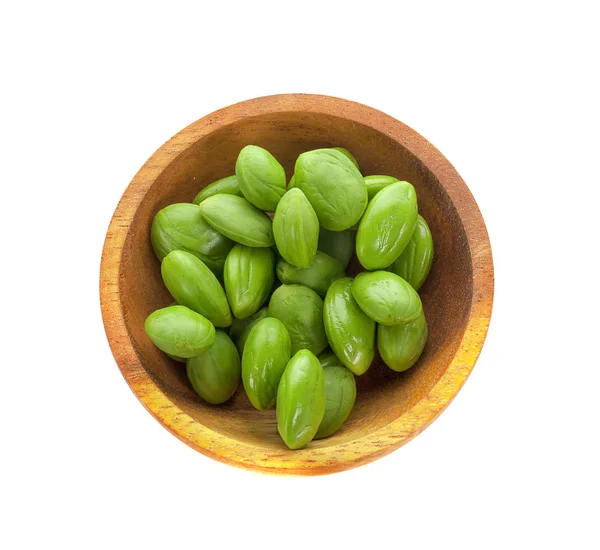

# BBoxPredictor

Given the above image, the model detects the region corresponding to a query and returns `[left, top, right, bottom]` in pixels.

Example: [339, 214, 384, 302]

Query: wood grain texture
[100, 94, 494, 475]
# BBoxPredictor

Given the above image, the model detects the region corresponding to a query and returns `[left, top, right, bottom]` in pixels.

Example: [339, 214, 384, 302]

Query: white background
[1, 2, 599, 549]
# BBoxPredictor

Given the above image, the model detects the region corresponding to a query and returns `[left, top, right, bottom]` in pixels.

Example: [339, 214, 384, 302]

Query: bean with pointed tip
[318, 348, 343, 368]
[295, 149, 367, 231]
[242, 317, 291, 411]
[268, 284, 328, 356]
[161, 250, 232, 327]
[199, 194, 274, 247]
[364, 175, 399, 200]
[323, 278, 375, 376]
[235, 145, 286, 212]
[356, 180, 418, 270]
[315, 366, 356, 439]
[187, 330, 241, 404]
[224, 245, 274, 319]
[351, 271, 422, 326]
[228, 307, 269, 355]
[151, 203, 234, 277]
[193, 175, 243, 204]
[332, 147, 360, 170]
[388, 215, 434, 291]
[276, 350, 326, 450]
[317, 228, 354, 269]
[276, 251, 344, 296]
[144, 305, 216, 358]
[273, 188, 319, 268]
[378, 309, 428, 372]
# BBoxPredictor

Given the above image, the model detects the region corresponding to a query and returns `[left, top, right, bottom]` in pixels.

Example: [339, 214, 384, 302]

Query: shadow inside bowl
[118, 110, 472, 452]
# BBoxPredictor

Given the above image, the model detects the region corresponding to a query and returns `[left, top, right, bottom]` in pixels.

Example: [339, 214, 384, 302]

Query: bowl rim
[100, 93, 494, 475]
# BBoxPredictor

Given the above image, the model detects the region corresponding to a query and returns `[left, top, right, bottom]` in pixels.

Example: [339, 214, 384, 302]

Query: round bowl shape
[100, 94, 493, 475]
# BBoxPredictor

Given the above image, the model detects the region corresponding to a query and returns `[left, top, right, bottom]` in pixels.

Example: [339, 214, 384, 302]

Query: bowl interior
[118, 110, 472, 450]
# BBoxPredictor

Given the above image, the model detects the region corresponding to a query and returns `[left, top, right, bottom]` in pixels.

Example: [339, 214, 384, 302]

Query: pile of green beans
[145, 145, 434, 449]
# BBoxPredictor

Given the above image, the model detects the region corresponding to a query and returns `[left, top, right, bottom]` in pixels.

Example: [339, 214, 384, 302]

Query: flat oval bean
[388, 215, 434, 291]
[199, 194, 274, 247]
[356, 180, 418, 270]
[323, 278, 376, 376]
[273, 188, 319, 268]
[187, 330, 241, 404]
[242, 317, 291, 411]
[318, 348, 343, 368]
[161, 250, 232, 327]
[224, 245, 274, 319]
[150, 203, 234, 276]
[164, 302, 189, 362]
[332, 147, 360, 170]
[317, 228, 354, 269]
[351, 271, 422, 325]
[268, 284, 328, 356]
[236, 145, 286, 211]
[228, 306, 269, 355]
[276, 350, 326, 450]
[295, 149, 367, 231]
[364, 175, 399, 200]
[378, 309, 428, 372]
[315, 366, 356, 439]
[144, 305, 215, 358]
[276, 251, 344, 296]
[192, 175, 242, 204]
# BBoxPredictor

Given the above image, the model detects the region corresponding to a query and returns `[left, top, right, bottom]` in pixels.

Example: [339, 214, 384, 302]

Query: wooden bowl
[100, 94, 493, 475]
